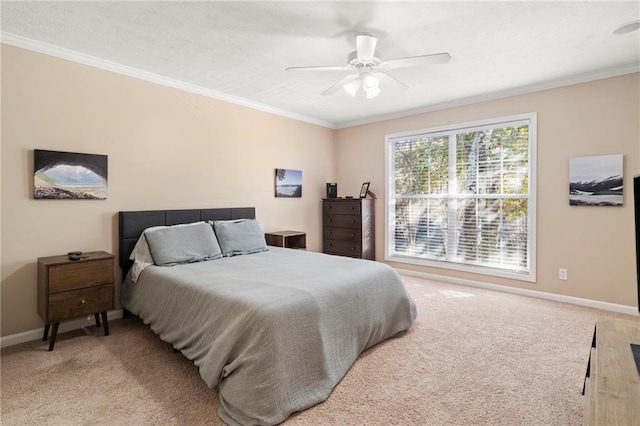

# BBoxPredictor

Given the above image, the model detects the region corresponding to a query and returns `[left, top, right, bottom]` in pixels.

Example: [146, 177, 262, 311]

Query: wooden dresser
[322, 198, 375, 260]
[37, 251, 114, 351]
[583, 316, 640, 425]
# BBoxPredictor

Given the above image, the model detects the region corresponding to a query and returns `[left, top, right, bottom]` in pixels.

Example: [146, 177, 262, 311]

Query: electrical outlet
[559, 268, 568, 280]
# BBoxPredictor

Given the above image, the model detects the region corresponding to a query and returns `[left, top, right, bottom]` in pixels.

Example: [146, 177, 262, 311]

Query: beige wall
[336, 73, 640, 308]
[2, 43, 638, 338]
[1, 45, 336, 336]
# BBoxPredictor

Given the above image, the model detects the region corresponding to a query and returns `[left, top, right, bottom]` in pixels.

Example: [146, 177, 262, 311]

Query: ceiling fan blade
[286, 65, 351, 72]
[356, 34, 377, 60]
[321, 74, 359, 96]
[376, 71, 409, 90]
[383, 53, 451, 69]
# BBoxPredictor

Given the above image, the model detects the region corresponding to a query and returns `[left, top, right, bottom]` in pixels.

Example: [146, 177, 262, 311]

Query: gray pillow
[145, 221, 222, 266]
[212, 219, 268, 257]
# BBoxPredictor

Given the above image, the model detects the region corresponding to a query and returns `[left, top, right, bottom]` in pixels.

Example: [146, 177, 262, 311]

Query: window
[385, 113, 536, 281]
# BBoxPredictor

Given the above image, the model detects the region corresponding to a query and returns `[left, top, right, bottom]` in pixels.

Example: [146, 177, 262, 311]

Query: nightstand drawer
[49, 258, 113, 293]
[48, 284, 113, 322]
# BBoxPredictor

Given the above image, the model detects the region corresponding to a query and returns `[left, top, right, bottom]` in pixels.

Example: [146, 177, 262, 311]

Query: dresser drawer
[324, 239, 362, 257]
[324, 227, 361, 242]
[323, 201, 361, 215]
[324, 214, 361, 228]
[48, 284, 113, 322]
[49, 258, 114, 293]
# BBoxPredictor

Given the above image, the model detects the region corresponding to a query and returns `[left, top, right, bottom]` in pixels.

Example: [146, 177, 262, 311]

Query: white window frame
[384, 113, 537, 282]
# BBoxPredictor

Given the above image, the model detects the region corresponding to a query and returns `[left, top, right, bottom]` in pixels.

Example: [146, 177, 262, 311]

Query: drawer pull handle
[80, 299, 86, 305]
[351, 234, 354, 237]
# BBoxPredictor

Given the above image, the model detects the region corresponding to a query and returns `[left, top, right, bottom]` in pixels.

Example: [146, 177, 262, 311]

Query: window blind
[386, 114, 536, 280]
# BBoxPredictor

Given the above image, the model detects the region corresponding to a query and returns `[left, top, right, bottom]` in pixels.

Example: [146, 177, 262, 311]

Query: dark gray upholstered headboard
[118, 207, 256, 274]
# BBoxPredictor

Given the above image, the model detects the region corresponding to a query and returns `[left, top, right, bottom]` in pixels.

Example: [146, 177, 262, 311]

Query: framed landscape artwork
[275, 168, 302, 198]
[569, 154, 623, 206]
[34, 149, 108, 200]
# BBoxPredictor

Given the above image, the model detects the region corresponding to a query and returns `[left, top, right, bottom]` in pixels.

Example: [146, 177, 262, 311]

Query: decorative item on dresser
[265, 230, 307, 250]
[37, 251, 114, 351]
[323, 197, 374, 259]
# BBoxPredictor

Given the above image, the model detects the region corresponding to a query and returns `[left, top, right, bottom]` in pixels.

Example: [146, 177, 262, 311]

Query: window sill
[385, 253, 536, 283]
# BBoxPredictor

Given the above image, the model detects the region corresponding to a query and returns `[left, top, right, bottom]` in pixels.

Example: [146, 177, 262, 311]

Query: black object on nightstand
[37, 251, 114, 351]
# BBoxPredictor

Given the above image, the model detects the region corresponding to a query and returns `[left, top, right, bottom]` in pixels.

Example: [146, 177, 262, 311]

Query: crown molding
[3, 31, 637, 131]
[0, 31, 337, 129]
[336, 62, 640, 129]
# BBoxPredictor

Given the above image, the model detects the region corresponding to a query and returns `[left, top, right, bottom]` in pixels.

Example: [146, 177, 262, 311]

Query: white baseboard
[396, 268, 640, 317]
[0, 309, 124, 349]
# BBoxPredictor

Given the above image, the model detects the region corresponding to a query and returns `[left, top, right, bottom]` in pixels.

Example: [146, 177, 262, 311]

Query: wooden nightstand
[265, 231, 306, 250]
[37, 251, 114, 351]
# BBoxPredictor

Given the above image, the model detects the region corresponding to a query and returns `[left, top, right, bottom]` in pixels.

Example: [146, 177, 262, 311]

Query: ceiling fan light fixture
[366, 87, 381, 99]
[362, 72, 379, 90]
[361, 72, 381, 99]
[343, 79, 359, 97]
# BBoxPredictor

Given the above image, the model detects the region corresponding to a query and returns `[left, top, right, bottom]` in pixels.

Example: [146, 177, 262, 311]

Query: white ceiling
[1, 1, 639, 129]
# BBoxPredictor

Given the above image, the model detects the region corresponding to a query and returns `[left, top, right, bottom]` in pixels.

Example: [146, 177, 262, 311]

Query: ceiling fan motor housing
[347, 50, 382, 70]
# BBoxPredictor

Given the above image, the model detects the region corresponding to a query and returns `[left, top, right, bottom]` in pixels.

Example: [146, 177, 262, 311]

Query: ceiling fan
[286, 34, 451, 99]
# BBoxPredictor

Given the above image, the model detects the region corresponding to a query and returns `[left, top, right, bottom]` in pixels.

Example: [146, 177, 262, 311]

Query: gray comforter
[121, 247, 417, 425]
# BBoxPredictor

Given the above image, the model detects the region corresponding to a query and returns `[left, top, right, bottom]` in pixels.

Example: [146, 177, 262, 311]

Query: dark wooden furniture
[265, 231, 306, 250]
[583, 317, 640, 425]
[37, 251, 114, 351]
[322, 198, 374, 260]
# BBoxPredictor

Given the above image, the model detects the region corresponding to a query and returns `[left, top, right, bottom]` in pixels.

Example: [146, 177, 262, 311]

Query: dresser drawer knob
[80, 299, 86, 304]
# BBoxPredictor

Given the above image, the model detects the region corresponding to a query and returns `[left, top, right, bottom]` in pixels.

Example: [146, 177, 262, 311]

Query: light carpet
[1, 275, 630, 425]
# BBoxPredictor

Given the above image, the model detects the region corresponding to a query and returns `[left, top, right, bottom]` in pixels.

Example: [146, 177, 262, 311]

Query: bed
[119, 207, 417, 426]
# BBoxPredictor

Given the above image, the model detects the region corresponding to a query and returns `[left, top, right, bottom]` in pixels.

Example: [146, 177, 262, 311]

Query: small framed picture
[359, 182, 370, 198]
[275, 168, 302, 198]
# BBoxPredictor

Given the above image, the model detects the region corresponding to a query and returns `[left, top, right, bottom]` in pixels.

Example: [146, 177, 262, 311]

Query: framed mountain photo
[569, 154, 623, 206]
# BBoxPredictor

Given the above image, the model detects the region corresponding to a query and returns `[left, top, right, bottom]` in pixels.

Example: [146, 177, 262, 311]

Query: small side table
[37, 251, 114, 351]
[265, 231, 306, 250]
